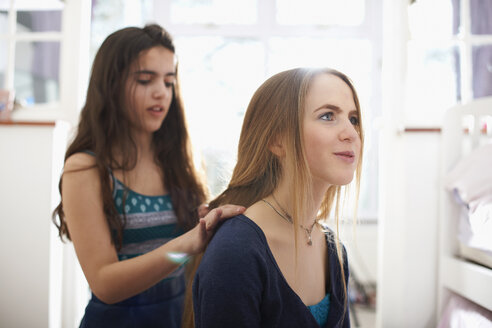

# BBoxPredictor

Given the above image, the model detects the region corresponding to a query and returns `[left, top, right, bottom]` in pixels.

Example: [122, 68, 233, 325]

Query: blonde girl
[188, 67, 363, 328]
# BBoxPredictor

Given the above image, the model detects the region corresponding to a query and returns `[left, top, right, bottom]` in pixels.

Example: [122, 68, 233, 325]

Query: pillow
[437, 293, 492, 328]
[459, 199, 492, 252]
[444, 143, 492, 213]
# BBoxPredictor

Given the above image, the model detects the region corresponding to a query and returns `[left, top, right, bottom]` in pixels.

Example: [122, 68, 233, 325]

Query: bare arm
[62, 153, 244, 304]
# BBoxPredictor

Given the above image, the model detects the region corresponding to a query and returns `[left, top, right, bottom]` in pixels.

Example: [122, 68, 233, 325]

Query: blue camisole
[308, 293, 331, 327]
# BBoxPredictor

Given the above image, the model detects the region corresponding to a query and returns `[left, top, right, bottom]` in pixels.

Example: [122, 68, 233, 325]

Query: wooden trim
[0, 120, 56, 127]
[404, 127, 442, 133]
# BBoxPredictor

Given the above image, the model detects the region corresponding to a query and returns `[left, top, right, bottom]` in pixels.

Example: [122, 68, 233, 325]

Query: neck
[113, 131, 154, 168]
[273, 176, 327, 226]
[133, 130, 154, 160]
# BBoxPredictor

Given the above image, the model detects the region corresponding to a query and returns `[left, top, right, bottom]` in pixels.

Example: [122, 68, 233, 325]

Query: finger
[198, 203, 209, 218]
[199, 218, 207, 240]
[215, 204, 245, 220]
[205, 208, 222, 231]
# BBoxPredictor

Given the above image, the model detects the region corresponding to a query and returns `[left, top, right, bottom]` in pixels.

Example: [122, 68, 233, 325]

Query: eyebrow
[314, 104, 358, 116]
[132, 70, 176, 77]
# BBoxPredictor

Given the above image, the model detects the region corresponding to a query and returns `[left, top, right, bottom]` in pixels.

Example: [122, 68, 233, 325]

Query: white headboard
[442, 96, 492, 173]
[438, 96, 492, 315]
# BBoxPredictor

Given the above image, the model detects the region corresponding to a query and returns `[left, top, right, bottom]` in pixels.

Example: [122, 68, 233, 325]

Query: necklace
[261, 197, 318, 246]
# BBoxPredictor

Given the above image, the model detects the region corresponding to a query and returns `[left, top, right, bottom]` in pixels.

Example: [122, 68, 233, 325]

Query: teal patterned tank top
[112, 176, 184, 268]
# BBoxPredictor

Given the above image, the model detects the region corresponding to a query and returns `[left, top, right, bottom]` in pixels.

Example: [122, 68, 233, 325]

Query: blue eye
[350, 116, 359, 125]
[320, 112, 334, 121]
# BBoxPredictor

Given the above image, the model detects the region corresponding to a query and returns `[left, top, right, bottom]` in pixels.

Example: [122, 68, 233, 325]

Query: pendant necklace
[261, 197, 318, 246]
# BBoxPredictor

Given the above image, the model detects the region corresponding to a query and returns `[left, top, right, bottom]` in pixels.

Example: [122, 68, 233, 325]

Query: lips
[333, 151, 355, 163]
[148, 106, 164, 112]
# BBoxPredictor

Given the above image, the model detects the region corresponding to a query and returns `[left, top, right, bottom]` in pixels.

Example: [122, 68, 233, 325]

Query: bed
[437, 96, 492, 326]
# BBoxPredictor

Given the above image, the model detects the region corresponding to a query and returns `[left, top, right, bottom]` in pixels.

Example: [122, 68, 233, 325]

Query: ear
[268, 136, 285, 157]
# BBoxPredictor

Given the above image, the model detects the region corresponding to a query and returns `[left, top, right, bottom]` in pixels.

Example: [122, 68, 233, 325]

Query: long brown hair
[182, 67, 364, 326]
[52, 24, 207, 248]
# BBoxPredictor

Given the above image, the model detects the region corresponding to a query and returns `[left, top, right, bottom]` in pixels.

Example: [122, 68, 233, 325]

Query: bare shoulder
[62, 152, 101, 193]
[64, 152, 97, 172]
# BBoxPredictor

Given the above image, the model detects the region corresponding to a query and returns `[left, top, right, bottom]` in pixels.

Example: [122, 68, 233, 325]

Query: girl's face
[126, 46, 176, 135]
[302, 73, 361, 190]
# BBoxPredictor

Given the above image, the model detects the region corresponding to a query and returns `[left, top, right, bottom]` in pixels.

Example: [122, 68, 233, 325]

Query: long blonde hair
[182, 67, 364, 326]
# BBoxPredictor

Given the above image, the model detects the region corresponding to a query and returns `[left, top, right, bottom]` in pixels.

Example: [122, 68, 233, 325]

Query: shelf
[0, 121, 55, 127]
[441, 255, 492, 311]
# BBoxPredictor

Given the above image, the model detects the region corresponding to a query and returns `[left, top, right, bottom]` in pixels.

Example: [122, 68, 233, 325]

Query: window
[468, 0, 492, 100]
[152, 0, 382, 219]
[406, 0, 492, 128]
[0, 0, 92, 124]
[0, 0, 64, 118]
[90, 0, 153, 60]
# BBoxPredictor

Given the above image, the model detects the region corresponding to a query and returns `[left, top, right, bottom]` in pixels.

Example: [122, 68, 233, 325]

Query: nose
[152, 81, 172, 99]
[339, 118, 359, 142]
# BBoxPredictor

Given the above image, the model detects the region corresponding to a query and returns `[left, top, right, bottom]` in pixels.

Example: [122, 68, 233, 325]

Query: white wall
[0, 122, 69, 328]
[341, 222, 379, 286]
[378, 132, 441, 328]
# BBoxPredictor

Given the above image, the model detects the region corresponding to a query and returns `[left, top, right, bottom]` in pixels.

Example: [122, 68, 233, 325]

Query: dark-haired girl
[52, 24, 244, 328]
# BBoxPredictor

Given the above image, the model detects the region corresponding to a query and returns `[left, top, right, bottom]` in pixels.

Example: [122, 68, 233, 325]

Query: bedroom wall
[378, 131, 441, 328]
[0, 123, 69, 328]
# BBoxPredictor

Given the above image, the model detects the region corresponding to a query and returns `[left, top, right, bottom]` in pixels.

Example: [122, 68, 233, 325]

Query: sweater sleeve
[193, 219, 265, 328]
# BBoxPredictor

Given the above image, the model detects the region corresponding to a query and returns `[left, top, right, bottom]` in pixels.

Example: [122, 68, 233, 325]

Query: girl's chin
[322, 176, 355, 188]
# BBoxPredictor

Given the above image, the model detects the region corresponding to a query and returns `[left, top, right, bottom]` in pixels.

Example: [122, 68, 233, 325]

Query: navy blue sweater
[193, 215, 350, 328]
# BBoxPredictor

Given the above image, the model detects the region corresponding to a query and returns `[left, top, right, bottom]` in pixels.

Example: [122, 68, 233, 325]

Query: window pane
[12, 0, 64, 11]
[171, 0, 257, 25]
[470, 0, 492, 35]
[406, 42, 459, 125]
[472, 45, 492, 99]
[408, 0, 453, 39]
[268, 38, 372, 92]
[14, 41, 60, 106]
[276, 0, 364, 26]
[452, 0, 460, 35]
[16, 10, 62, 32]
[0, 10, 7, 34]
[175, 36, 264, 195]
[91, 0, 153, 59]
[0, 40, 6, 89]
